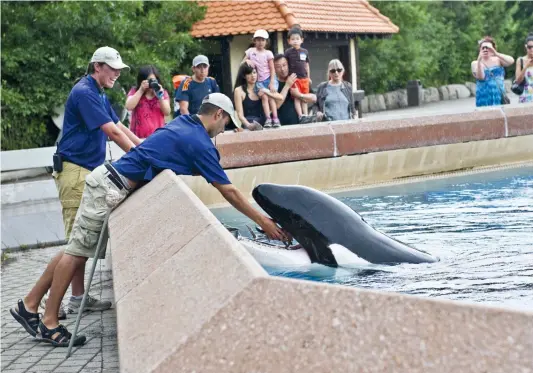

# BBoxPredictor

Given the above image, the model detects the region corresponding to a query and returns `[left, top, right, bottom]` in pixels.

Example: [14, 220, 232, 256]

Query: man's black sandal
[10, 299, 40, 337]
[35, 322, 86, 347]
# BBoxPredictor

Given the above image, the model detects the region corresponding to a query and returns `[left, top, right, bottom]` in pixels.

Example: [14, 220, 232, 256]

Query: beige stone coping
[216, 106, 533, 169]
[110, 169, 533, 373]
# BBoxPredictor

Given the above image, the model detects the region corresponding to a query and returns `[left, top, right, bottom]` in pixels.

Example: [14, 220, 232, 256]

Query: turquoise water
[212, 166, 533, 311]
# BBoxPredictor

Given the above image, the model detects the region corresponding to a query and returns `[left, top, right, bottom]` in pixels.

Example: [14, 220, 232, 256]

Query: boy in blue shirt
[11, 93, 288, 347]
[175, 55, 220, 116]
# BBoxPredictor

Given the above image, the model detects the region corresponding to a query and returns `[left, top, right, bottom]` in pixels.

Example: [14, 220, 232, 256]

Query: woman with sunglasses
[471, 36, 515, 107]
[514, 33, 533, 104]
[315, 59, 356, 122]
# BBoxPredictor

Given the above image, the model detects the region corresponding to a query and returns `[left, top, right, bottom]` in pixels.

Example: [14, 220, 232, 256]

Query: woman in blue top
[471, 36, 515, 107]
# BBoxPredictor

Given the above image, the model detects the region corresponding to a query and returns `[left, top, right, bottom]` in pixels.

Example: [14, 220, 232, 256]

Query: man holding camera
[175, 55, 220, 116]
[37, 46, 142, 320]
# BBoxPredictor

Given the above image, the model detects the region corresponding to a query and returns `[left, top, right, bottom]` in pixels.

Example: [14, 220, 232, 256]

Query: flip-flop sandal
[35, 322, 86, 347]
[10, 299, 40, 337]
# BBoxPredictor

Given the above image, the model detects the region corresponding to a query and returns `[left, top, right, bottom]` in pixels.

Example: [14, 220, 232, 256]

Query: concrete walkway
[364, 95, 520, 121]
[1, 246, 119, 373]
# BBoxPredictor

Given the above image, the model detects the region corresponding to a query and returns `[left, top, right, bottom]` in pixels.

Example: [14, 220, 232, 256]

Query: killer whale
[252, 183, 438, 267]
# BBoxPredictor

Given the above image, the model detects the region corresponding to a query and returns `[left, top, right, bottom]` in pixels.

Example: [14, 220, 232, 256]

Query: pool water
[212, 166, 533, 311]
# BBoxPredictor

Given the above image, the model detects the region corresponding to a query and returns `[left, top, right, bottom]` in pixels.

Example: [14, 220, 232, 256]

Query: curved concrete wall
[215, 105, 533, 169]
[110, 170, 533, 373]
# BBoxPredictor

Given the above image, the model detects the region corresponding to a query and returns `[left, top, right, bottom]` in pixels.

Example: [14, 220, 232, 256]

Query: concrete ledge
[109, 170, 266, 373]
[212, 108, 533, 169]
[184, 135, 533, 207]
[502, 105, 533, 137]
[331, 109, 506, 156]
[157, 276, 533, 373]
[111, 171, 533, 373]
[218, 124, 334, 168]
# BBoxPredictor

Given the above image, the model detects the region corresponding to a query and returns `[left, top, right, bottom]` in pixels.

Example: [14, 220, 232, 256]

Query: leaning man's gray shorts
[64, 164, 129, 259]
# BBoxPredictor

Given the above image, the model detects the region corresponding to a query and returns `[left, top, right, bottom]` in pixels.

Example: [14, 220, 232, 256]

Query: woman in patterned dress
[515, 33, 533, 104]
[471, 36, 515, 107]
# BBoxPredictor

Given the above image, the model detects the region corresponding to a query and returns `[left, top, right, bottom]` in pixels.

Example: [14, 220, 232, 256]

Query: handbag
[511, 58, 526, 96]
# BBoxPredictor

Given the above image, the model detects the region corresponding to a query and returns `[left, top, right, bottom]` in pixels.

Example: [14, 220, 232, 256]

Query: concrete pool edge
[185, 134, 533, 208]
[216, 105, 533, 169]
[109, 170, 533, 373]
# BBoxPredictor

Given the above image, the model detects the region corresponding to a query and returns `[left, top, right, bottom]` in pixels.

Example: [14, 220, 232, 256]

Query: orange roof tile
[191, 0, 399, 38]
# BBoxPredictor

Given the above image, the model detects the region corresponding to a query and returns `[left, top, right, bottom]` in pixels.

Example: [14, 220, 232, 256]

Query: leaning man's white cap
[90, 46, 130, 70]
[202, 93, 242, 128]
[253, 29, 269, 39]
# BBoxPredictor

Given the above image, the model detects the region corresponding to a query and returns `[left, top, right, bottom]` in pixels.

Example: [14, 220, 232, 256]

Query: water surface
[213, 166, 533, 311]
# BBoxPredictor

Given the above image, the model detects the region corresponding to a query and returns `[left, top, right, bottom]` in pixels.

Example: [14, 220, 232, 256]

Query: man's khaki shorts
[64, 164, 130, 259]
[53, 162, 90, 239]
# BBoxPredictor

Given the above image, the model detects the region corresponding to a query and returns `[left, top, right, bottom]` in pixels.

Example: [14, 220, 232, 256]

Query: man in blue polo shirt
[175, 55, 220, 116]
[36, 47, 142, 321]
[11, 93, 289, 347]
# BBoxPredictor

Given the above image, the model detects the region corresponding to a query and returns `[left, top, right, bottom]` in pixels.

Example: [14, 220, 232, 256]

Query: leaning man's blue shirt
[112, 115, 231, 185]
[59, 76, 119, 171]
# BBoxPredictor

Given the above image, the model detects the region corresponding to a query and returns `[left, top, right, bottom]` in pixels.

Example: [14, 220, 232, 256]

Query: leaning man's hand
[260, 217, 290, 243]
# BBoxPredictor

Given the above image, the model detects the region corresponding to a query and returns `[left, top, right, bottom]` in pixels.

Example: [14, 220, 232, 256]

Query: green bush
[1, 1, 205, 150]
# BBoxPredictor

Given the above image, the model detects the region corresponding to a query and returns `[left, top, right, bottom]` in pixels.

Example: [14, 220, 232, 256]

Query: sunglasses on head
[329, 68, 343, 74]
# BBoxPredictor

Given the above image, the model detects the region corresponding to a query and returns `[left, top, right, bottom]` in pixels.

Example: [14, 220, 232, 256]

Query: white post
[349, 37, 357, 92]
[277, 31, 284, 54]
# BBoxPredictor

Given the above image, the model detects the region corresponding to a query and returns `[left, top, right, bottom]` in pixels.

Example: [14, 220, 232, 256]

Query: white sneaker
[67, 295, 112, 314]
[39, 293, 67, 320]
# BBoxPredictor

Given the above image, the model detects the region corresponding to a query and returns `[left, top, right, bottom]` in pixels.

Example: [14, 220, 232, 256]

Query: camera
[148, 77, 161, 94]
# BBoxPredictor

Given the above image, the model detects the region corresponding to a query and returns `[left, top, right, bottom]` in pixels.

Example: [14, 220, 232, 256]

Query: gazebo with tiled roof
[188, 0, 399, 114]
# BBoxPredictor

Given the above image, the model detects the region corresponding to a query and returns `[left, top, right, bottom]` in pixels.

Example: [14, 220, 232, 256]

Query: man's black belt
[104, 163, 128, 191]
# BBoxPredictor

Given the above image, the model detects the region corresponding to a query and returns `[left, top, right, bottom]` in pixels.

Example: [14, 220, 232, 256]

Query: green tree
[359, 1, 530, 94]
[1, 1, 206, 150]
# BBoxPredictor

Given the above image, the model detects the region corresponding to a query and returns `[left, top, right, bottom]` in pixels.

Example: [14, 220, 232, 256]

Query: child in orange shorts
[284, 26, 311, 121]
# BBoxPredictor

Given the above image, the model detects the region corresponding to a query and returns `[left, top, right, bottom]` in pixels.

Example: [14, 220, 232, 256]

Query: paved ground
[1, 246, 119, 373]
[364, 94, 521, 120]
[2, 199, 65, 250]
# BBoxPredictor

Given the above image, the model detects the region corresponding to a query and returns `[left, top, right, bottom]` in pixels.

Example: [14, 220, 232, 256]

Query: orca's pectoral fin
[246, 225, 258, 240]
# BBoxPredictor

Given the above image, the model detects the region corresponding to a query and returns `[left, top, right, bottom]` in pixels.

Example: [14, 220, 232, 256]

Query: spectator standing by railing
[125, 65, 171, 138]
[515, 33, 533, 104]
[315, 59, 356, 122]
[284, 26, 311, 121]
[175, 55, 219, 116]
[243, 30, 280, 128]
[471, 36, 515, 107]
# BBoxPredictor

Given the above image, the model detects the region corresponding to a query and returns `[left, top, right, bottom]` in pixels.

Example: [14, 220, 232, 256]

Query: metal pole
[66, 212, 110, 358]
